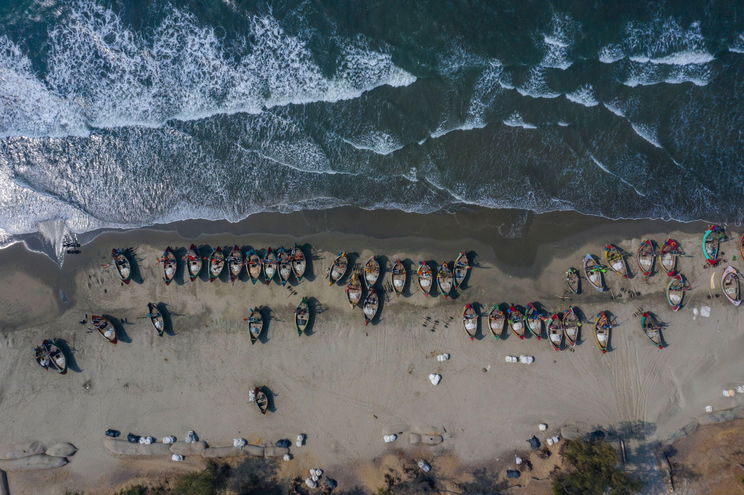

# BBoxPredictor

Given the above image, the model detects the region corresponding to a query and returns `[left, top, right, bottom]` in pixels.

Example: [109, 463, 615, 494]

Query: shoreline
[0, 209, 741, 494]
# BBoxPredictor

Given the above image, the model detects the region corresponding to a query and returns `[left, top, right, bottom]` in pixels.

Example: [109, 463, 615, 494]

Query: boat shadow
[197, 244, 213, 283]
[104, 314, 132, 343]
[157, 302, 175, 336]
[171, 246, 188, 285]
[376, 255, 389, 291]
[54, 338, 83, 373]
[296, 243, 315, 283]
[400, 258, 414, 297]
[122, 248, 144, 285]
[259, 385, 277, 413]
[302, 297, 319, 336]
[470, 301, 486, 341]
[257, 306, 272, 344]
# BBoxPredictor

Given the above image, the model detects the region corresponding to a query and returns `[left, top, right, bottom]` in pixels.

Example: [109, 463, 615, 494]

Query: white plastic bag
[428, 373, 442, 385]
[162, 436, 176, 444]
[418, 460, 431, 472]
[538, 423, 548, 431]
[233, 438, 247, 448]
[383, 434, 397, 443]
[171, 454, 184, 462]
[296, 434, 306, 447]
[305, 478, 318, 488]
[185, 431, 197, 443]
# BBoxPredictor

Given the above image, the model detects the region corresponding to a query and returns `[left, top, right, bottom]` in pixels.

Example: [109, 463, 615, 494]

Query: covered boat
[594, 311, 611, 353]
[363, 256, 380, 288]
[636, 240, 656, 277]
[263, 248, 277, 284]
[437, 261, 454, 298]
[227, 245, 244, 282]
[702, 225, 724, 266]
[328, 252, 348, 286]
[161, 247, 177, 285]
[209, 247, 225, 282]
[488, 305, 506, 340]
[246, 250, 262, 284]
[147, 303, 165, 336]
[562, 307, 581, 348]
[507, 305, 525, 340]
[416, 261, 433, 296]
[462, 304, 478, 340]
[248, 308, 263, 344]
[91, 315, 117, 343]
[640, 312, 663, 349]
[603, 244, 628, 278]
[254, 387, 269, 415]
[583, 254, 606, 292]
[391, 258, 406, 295]
[277, 248, 292, 286]
[111, 249, 131, 284]
[666, 275, 687, 311]
[659, 239, 681, 276]
[184, 244, 203, 281]
[362, 288, 379, 325]
[295, 298, 310, 336]
[721, 266, 741, 306]
[291, 246, 306, 281]
[565, 267, 580, 294]
[525, 303, 543, 340]
[548, 314, 563, 351]
[453, 251, 470, 289]
[345, 271, 363, 308]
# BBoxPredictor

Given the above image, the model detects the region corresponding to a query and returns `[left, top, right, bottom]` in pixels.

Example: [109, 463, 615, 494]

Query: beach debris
[171, 454, 184, 462]
[310, 468, 324, 480]
[417, 459, 431, 472]
[505, 355, 518, 363]
[527, 436, 540, 449]
[248, 389, 256, 402]
[546, 435, 561, 446]
[296, 434, 306, 447]
[305, 478, 318, 488]
[705, 405, 713, 413]
[185, 431, 198, 443]
[275, 439, 291, 448]
[325, 478, 338, 490]
[138, 436, 155, 445]
[162, 436, 176, 444]
[105, 429, 120, 438]
[233, 438, 247, 448]
[692, 307, 698, 319]
[436, 353, 450, 362]
[506, 469, 521, 479]
[519, 355, 535, 364]
[127, 433, 140, 444]
[428, 373, 442, 385]
[737, 385, 744, 394]
[723, 389, 736, 398]
[700, 306, 711, 318]
[538, 423, 548, 431]
[383, 434, 398, 443]
[283, 453, 292, 461]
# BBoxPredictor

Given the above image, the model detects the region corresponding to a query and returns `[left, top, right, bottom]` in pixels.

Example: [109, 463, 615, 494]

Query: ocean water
[0, 0, 743, 250]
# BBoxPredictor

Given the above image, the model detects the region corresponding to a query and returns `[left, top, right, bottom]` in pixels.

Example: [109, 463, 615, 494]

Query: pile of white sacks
[505, 355, 534, 364]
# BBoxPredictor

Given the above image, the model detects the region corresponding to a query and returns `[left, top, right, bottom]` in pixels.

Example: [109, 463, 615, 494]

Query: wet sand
[0, 208, 742, 494]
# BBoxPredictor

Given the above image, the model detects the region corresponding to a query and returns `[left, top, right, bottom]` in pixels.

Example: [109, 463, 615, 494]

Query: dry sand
[0, 210, 742, 493]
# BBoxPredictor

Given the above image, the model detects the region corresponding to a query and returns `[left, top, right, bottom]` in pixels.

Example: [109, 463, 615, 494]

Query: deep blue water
[0, 0, 742, 244]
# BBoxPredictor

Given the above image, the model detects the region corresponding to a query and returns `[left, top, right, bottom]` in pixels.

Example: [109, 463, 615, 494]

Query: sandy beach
[0, 208, 742, 494]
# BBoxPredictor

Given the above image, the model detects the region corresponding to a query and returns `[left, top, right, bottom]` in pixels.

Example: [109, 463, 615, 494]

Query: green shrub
[551, 439, 642, 495]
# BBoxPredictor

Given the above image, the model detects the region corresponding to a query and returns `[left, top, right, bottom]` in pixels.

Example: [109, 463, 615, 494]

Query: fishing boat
[246, 250, 262, 284]
[507, 305, 526, 340]
[254, 387, 269, 415]
[583, 254, 606, 292]
[640, 312, 663, 349]
[363, 256, 380, 288]
[636, 240, 656, 277]
[277, 248, 292, 285]
[603, 244, 628, 278]
[525, 303, 543, 340]
[328, 252, 348, 286]
[437, 261, 454, 298]
[111, 249, 131, 284]
[161, 247, 177, 285]
[702, 225, 723, 266]
[209, 247, 225, 282]
[721, 266, 741, 306]
[35, 340, 67, 374]
[295, 298, 310, 336]
[263, 248, 277, 284]
[659, 239, 680, 276]
[562, 307, 581, 348]
[488, 305, 506, 339]
[666, 275, 687, 311]
[594, 312, 611, 353]
[34, 344, 50, 370]
[462, 304, 478, 340]
[291, 246, 306, 281]
[548, 314, 563, 351]
[247, 308, 263, 344]
[391, 258, 406, 295]
[147, 303, 165, 337]
[91, 315, 117, 343]
[345, 271, 363, 308]
[416, 261, 433, 296]
[362, 288, 379, 325]
[453, 251, 469, 289]
[565, 267, 580, 294]
[184, 244, 202, 281]
[228, 245, 244, 282]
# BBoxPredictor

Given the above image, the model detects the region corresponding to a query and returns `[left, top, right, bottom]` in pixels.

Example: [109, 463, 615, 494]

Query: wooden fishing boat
[562, 307, 581, 348]
[636, 240, 656, 277]
[594, 311, 611, 353]
[35, 340, 67, 374]
[603, 244, 628, 278]
[507, 305, 526, 340]
[184, 244, 202, 281]
[254, 387, 269, 415]
[161, 247, 177, 285]
[362, 288, 379, 325]
[666, 275, 687, 311]
[111, 249, 131, 284]
[722, 266, 741, 306]
[640, 312, 663, 349]
[147, 302, 165, 337]
[659, 239, 680, 276]
[345, 271, 363, 308]
[291, 246, 306, 281]
[34, 345, 50, 370]
[248, 308, 263, 344]
[328, 252, 348, 286]
[277, 248, 292, 286]
[91, 315, 116, 343]
[462, 304, 478, 340]
[702, 225, 723, 266]
[391, 258, 406, 295]
[416, 261, 433, 296]
[525, 303, 543, 340]
[209, 247, 225, 282]
[295, 298, 310, 336]
[363, 256, 380, 288]
[565, 267, 580, 294]
[246, 250, 262, 284]
[437, 261, 454, 298]
[488, 305, 506, 339]
[453, 251, 469, 289]
[263, 248, 277, 284]
[228, 245, 244, 282]
[548, 314, 563, 351]
[583, 254, 605, 292]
